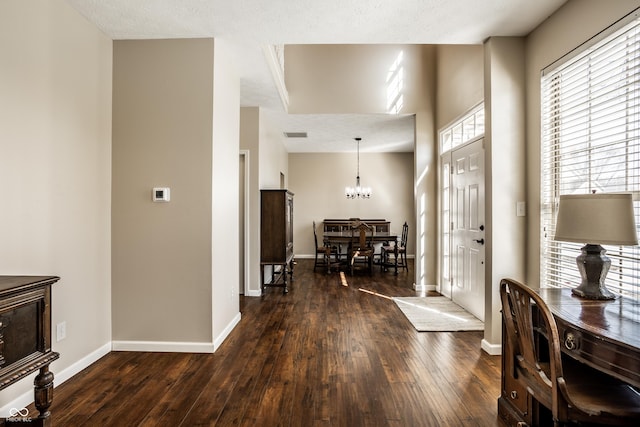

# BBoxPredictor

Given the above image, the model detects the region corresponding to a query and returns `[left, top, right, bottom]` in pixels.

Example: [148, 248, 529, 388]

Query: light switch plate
[153, 187, 170, 202]
[516, 201, 526, 217]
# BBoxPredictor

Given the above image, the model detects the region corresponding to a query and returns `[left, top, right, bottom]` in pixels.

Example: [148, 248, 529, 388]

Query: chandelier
[345, 137, 372, 199]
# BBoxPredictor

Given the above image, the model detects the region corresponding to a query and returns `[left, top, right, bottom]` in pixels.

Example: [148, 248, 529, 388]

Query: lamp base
[571, 244, 616, 300]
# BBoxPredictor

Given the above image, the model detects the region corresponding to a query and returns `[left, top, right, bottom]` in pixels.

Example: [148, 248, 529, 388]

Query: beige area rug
[392, 296, 484, 332]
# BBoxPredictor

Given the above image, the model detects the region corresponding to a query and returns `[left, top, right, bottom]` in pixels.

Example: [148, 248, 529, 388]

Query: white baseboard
[413, 283, 437, 292]
[111, 340, 215, 353]
[112, 312, 242, 353]
[244, 290, 262, 297]
[0, 342, 111, 418]
[213, 312, 241, 350]
[55, 342, 112, 384]
[481, 338, 502, 355]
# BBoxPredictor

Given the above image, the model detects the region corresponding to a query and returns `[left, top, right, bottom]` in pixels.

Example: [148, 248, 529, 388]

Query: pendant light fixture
[345, 137, 372, 199]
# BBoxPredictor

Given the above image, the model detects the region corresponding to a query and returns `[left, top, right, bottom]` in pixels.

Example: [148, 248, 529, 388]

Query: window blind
[541, 14, 640, 299]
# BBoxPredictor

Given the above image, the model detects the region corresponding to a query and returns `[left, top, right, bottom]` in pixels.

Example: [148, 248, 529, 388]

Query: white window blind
[541, 14, 640, 299]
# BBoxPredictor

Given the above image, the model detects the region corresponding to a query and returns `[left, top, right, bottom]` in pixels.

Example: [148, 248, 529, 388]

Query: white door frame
[239, 150, 250, 296]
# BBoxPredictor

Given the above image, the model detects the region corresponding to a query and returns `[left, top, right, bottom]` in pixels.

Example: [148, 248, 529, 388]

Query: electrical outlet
[56, 321, 66, 342]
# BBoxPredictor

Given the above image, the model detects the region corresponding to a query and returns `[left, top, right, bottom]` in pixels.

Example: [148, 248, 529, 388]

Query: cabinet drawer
[556, 318, 640, 386]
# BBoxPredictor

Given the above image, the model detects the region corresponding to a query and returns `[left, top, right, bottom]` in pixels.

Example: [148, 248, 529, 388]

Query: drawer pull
[565, 332, 577, 350]
[510, 390, 518, 399]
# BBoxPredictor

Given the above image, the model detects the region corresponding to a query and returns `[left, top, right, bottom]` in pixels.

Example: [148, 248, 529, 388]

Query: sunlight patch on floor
[339, 271, 349, 287]
[358, 288, 394, 300]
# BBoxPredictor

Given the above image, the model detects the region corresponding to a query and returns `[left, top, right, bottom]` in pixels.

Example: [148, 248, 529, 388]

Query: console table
[498, 287, 640, 426]
[0, 276, 60, 426]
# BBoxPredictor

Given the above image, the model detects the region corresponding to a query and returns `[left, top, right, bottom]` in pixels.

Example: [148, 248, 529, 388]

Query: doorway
[441, 138, 485, 320]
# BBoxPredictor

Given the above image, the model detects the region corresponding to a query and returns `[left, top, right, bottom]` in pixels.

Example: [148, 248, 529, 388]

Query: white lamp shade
[554, 193, 638, 246]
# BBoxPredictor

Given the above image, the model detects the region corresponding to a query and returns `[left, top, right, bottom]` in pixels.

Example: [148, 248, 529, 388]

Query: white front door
[450, 139, 485, 320]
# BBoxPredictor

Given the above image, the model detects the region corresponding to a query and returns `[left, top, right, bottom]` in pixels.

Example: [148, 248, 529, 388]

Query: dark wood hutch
[260, 190, 294, 294]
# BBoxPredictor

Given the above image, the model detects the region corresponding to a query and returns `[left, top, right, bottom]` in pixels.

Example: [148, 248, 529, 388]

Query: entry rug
[392, 296, 484, 332]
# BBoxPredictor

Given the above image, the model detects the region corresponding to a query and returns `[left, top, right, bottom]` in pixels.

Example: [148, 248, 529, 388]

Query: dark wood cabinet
[260, 190, 294, 294]
[0, 276, 60, 426]
[498, 321, 536, 426]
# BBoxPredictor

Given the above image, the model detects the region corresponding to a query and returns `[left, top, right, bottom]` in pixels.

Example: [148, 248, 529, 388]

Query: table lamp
[554, 193, 638, 300]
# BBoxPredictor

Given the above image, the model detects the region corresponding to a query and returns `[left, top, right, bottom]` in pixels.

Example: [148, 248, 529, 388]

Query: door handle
[474, 238, 485, 245]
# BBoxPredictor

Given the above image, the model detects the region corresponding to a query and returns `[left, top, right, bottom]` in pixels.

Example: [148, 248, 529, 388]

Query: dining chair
[381, 221, 408, 274]
[348, 221, 374, 275]
[500, 278, 640, 426]
[313, 221, 338, 273]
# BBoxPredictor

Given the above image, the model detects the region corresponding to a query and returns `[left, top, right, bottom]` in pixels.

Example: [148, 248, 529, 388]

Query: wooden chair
[348, 221, 374, 275]
[500, 278, 640, 426]
[313, 221, 338, 273]
[381, 221, 408, 274]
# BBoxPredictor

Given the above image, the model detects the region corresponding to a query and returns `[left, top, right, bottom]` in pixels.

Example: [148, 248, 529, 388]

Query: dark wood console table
[0, 276, 60, 426]
[498, 287, 640, 426]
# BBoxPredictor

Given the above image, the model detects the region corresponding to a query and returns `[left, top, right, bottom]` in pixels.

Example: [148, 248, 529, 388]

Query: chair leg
[325, 248, 332, 274]
[381, 248, 387, 272]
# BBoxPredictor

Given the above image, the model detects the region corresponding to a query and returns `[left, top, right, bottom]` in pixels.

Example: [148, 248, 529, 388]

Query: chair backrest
[500, 278, 564, 416]
[400, 222, 409, 248]
[350, 221, 373, 250]
[313, 220, 319, 248]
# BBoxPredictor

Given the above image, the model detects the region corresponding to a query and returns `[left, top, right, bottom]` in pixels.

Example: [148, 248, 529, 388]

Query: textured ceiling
[66, 0, 567, 152]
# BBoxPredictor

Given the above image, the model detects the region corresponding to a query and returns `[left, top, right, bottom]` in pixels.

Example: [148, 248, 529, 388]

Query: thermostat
[152, 187, 170, 202]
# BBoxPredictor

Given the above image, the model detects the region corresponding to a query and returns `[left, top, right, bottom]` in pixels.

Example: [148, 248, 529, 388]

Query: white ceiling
[66, 0, 567, 152]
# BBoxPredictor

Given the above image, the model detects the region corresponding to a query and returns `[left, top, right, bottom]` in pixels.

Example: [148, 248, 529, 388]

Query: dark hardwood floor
[34, 259, 504, 426]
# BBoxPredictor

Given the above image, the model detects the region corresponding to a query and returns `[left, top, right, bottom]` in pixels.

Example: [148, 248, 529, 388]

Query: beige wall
[112, 38, 237, 349]
[435, 45, 484, 129]
[289, 153, 416, 257]
[260, 110, 290, 189]
[211, 40, 241, 343]
[524, 0, 640, 287]
[286, 44, 402, 113]
[413, 47, 438, 289]
[0, 0, 112, 408]
[483, 37, 527, 351]
[112, 38, 241, 349]
[286, 44, 433, 115]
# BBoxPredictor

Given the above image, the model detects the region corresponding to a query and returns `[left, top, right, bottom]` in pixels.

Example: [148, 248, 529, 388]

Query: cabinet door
[501, 323, 530, 422]
[285, 192, 293, 258]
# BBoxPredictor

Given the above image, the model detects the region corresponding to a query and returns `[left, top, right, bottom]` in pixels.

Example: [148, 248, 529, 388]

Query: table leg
[34, 366, 54, 423]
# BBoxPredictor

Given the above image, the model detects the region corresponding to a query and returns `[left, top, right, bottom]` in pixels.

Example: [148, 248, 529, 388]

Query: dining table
[322, 230, 399, 273]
